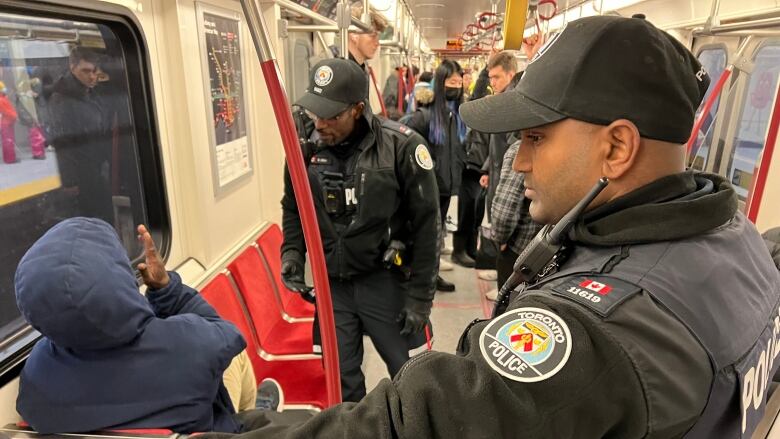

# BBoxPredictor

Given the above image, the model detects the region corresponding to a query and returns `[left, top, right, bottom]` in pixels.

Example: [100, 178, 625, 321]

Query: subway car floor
[362, 231, 494, 393]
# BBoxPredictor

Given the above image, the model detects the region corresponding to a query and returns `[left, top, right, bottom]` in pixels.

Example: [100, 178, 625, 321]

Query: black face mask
[445, 87, 462, 101]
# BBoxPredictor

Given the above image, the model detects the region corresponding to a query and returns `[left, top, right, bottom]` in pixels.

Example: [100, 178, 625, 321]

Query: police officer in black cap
[280, 58, 440, 403]
[203, 15, 780, 438]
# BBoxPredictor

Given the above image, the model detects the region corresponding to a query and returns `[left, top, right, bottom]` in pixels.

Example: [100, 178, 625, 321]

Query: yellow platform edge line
[0, 175, 61, 207]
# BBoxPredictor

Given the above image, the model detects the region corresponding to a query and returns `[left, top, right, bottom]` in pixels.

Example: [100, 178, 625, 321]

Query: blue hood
[15, 218, 245, 434]
[15, 217, 154, 350]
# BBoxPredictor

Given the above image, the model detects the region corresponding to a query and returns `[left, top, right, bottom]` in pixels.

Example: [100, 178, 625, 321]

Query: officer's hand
[280, 257, 313, 296]
[397, 298, 432, 336]
[137, 224, 170, 290]
[479, 175, 489, 188]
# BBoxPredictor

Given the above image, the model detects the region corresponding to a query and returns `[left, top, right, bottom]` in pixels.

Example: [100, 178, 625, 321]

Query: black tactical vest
[519, 212, 780, 438]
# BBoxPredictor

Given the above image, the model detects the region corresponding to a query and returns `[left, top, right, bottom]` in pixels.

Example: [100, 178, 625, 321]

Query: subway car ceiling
[0, 0, 779, 434]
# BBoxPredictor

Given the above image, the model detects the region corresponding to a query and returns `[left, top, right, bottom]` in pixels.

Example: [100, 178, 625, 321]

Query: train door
[283, 31, 314, 105]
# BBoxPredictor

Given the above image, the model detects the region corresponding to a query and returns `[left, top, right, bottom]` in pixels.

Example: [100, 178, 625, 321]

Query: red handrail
[240, 0, 341, 406]
[686, 66, 733, 158]
[368, 66, 388, 117]
[746, 76, 780, 222]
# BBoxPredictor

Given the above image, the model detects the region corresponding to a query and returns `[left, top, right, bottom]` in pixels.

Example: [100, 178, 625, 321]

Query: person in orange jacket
[0, 81, 18, 164]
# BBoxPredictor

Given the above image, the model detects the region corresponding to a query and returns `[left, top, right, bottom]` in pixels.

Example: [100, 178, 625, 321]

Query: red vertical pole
[746, 78, 780, 222]
[686, 66, 732, 158]
[241, 0, 341, 406]
[368, 66, 387, 117]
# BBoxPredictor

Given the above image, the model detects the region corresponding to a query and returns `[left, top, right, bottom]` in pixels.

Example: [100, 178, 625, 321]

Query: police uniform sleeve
[280, 163, 306, 258]
[396, 133, 440, 303]
[201, 293, 651, 438]
[404, 109, 430, 145]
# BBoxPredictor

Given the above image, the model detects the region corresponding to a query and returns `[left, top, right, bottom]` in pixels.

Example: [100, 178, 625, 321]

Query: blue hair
[430, 59, 466, 146]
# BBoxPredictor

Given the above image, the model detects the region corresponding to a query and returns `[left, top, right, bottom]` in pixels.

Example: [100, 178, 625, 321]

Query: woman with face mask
[405, 59, 467, 292]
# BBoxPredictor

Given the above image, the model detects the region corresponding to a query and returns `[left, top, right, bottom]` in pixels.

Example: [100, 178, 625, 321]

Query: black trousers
[496, 246, 520, 291]
[313, 270, 429, 402]
[454, 169, 485, 257]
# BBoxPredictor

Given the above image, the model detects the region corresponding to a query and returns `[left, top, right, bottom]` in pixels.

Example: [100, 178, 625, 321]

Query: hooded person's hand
[137, 224, 170, 290]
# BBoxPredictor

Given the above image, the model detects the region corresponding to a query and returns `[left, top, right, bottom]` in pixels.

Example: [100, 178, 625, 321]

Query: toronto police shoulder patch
[479, 307, 572, 383]
[414, 144, 434, 170]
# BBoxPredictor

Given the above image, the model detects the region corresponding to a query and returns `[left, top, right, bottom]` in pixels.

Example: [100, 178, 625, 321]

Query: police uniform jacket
[241, 172, 780, 438]
[282, 112, 440, 304]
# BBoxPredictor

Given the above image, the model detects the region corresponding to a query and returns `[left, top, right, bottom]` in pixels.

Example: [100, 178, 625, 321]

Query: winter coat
[405, 95, 466, 197]
[15, 218, 245, 434]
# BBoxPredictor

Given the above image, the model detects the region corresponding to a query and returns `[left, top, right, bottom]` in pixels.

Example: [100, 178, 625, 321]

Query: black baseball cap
[460, 16, 711, 143]
[295, 58, 368, 119]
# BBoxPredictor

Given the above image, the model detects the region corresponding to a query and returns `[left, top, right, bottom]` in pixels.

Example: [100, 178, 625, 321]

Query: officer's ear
[598, 119, 641, 180]
[352, 103, 365, 119]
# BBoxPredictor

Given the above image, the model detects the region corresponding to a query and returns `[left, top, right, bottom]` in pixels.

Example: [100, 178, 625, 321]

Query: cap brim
[295, 92, 350, 119]
[460, 90, 567, 134]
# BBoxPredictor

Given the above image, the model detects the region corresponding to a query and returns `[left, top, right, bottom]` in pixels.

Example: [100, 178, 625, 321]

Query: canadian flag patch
[579, 279, 612, 295]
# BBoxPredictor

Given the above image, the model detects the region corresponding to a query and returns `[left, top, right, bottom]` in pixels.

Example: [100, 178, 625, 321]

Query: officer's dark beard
[318, 117, 369, 153]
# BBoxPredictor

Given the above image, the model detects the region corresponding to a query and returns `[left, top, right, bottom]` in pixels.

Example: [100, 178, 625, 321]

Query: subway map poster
[198, 5, 253, 194]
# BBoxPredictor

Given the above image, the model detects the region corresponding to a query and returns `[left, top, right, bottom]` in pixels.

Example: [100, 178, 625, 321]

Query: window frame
[0, 0, 170, 381]
[692, 43, 729, 172]
[722, 39, 780, 204]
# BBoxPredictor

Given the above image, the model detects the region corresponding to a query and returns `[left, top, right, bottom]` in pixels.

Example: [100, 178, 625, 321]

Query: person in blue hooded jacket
[14, 218, 246, 434]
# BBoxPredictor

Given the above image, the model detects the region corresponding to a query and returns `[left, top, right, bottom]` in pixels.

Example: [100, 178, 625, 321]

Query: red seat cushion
[228, 248, 314, 355]
[252, 357, 327, 409]
[200, 273, 263, 385]
[256, 225, 315, 319]
[200, 272, 326, 408]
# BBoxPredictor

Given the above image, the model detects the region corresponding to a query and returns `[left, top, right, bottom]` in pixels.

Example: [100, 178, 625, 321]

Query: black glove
[281, 251, 313, 300]
[397, 297, 432, 336]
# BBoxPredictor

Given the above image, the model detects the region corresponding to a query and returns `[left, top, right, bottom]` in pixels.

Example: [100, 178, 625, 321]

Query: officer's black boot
[436, 275, 456, 292]
[451, 234, 476, 268]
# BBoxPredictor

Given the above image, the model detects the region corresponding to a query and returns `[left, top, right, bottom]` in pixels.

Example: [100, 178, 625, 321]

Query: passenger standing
[461, 69, 473, 100]
[16, 77, 47, 160]
[490, 140, 543, 293]
[199, 16, 780, 438]
[282, 59, 439, 403]
[451, 80, 493, 268]
[480, 51, 518, 217]
[382, 65, 418, 114]
[346, 2, 387, 108]
[0, 81, 18, 164]
[48, 47, 113, 222]
[405, 59, 467, 291]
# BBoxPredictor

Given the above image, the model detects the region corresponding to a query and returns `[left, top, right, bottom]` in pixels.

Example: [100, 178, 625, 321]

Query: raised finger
[137, 225, 158, 256]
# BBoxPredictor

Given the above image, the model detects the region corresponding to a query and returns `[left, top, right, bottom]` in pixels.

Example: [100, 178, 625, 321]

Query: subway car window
[0, 10, 164, 352]
[690, 47, 727, 171]
[728, 44, 780, 200]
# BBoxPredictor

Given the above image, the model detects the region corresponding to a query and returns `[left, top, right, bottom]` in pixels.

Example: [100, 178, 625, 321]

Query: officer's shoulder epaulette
[544, 274, 643, 318]
[381, 118, 414, 137]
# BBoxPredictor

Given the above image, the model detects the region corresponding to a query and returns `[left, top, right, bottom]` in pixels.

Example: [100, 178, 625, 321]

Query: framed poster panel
[196, 2, 253, 196]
